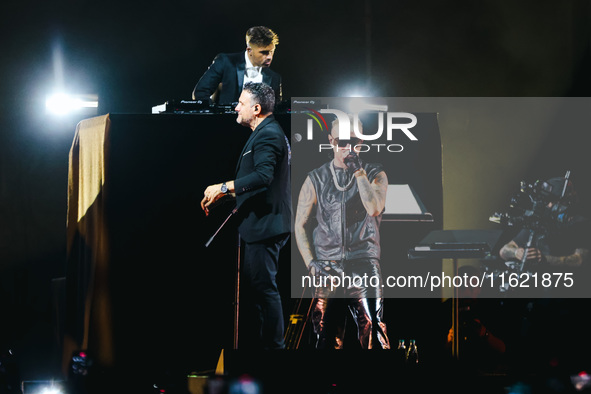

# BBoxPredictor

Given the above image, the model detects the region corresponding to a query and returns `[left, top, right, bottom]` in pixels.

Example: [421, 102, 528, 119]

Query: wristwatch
[220, 182, 228, 194]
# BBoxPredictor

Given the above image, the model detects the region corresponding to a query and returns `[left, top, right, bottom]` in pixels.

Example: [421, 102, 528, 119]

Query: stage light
[347, 98, 389, 113]
[44, 38, 99, 120]
[336, 80, 384, 99]
[571, 371, 591, 391]
[69, 350, 92, 377]
[39, 387, 64, 394]
[228, 375, 261, 394]
[339, 86, 371, 98]
[21, 380, 65, 394]
[45, 93, 98, 116]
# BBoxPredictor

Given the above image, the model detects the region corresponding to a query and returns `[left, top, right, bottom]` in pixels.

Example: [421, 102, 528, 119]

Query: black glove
[344, 151, 362, 173]
[308, 260, 343, 277]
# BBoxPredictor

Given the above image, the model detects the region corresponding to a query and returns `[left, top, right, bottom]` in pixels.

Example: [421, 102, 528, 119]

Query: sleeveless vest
[308, 160, 384, 261]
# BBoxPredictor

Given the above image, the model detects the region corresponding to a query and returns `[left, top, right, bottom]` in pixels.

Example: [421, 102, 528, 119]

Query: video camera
[490, 171, 577, 235]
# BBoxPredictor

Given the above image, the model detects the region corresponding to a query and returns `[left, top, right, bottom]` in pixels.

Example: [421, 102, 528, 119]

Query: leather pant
[311, 258, 390, 350]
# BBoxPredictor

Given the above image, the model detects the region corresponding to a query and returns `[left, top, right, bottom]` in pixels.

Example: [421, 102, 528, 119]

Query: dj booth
[62, 105, 444, 387]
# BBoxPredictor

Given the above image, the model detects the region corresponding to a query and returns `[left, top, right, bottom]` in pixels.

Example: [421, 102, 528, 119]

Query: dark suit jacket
[234, 115, 291, 243]
[192, 52, 282, 106]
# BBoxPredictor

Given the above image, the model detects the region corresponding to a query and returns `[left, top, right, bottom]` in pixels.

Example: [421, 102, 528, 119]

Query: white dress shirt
[243, 51, 263, 85]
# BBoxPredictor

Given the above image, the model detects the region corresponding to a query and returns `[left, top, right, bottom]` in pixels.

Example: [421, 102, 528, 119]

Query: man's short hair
[243, 82, 275, 114]
[246, 26, 279, 47]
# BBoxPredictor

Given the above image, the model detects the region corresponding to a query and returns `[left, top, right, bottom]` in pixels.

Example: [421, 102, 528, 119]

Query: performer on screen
[294, 114, 390, 350]
[201, 82, 291, 350]
[192, 26, 282, 106]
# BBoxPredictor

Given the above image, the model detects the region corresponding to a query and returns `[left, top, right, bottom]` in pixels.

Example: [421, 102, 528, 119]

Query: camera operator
[498, 176, 589, 271]
[497, 175, 590, 372]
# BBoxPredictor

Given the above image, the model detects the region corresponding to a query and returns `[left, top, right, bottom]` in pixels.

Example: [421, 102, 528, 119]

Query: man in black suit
[201, 82, 291, 350]
[192, 26, 282, 106]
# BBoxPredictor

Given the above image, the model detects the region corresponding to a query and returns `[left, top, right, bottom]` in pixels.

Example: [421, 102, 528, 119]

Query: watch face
[221, 183, 228, 193]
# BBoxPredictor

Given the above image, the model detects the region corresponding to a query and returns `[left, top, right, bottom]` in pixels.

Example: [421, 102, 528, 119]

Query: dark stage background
[1, 0, 591, 388]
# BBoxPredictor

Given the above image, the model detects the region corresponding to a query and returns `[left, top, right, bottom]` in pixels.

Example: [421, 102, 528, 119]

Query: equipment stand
[408, 229, 502, 360]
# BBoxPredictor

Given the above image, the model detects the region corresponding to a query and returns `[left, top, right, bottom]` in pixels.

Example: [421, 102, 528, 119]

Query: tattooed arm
[545, 248, 588, 267]
[354, 169, 388, 217]
[499, 240, 542, 263]
[500, 240, 588, 267]
[295, 176, 317, 269]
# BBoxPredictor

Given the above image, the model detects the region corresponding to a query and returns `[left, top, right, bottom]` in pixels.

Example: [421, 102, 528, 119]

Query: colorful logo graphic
[304, 107, 329, 133]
